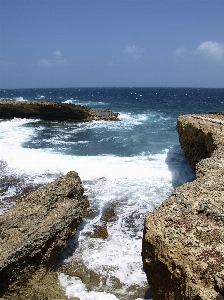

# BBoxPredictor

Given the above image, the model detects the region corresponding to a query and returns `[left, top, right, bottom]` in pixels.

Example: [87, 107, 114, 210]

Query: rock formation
[142, 113, 224, 300]
[0, 171, 89, 299]
[0, 100, 120, 121]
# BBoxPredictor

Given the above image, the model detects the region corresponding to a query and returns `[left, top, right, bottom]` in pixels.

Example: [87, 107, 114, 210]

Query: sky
[0, 0, 224, 88]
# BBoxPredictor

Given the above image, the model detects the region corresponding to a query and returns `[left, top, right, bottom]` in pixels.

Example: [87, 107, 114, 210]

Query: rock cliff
[142, 113, 224, 300]
[0, 100, 120, 121]
[0, 171, 89, 299]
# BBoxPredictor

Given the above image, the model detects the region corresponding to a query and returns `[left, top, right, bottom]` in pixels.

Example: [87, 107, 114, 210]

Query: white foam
[118, 113, 147, 126]
[15, 97, 27, 101]
[62, 100, 109, 107]
[0, 117, 172, 180]
[36, 95, 45, 99]
[0, 142, 171, 181]
[78, 236, 147, 286]
[0, 186, 17, 200]
[63, 99, 75, 104]
[67, 112, 161, 133]
[59, 273, 119, 299]
[55, 153, 173, 297]
[58, 171, 171, 296]
[0, 197, 16, 215]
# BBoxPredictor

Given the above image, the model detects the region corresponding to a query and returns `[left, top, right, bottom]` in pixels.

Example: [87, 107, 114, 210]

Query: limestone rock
[0, 100, 120, 122]
[142, 113, 224, 300]
[0, 171, 89, 298]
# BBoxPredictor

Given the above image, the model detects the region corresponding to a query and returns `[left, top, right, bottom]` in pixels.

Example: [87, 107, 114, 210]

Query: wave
[62, 99, 109, 107]
[14, 97, 28, 101]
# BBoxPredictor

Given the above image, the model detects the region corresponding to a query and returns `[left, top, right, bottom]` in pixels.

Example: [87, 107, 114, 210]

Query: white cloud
[38, 50, 67, 68]
[54, 50, 61, 57]
[195, 41, 224, 61]
[39, 59, 53, 68]
[123, 45, 144, 59]
[175, 47, 187, 58]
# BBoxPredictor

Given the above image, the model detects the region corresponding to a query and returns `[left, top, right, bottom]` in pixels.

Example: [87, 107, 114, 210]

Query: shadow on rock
[56, 225, 82, 270]
[144, 286, 153, 299]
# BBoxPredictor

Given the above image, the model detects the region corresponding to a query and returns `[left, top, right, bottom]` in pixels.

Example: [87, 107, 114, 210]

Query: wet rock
[142, 113, 224, 300]
[0, 100, 120, 122]
[85, 204, 116, 239]
[0, 171, 89, 299]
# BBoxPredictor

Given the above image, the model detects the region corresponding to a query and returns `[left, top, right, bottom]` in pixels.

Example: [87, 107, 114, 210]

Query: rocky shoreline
[142, 112, 224, 300]
[2, 111, 224, 299]
[0, 99, 120, 122]
[0, 99, 120, 299]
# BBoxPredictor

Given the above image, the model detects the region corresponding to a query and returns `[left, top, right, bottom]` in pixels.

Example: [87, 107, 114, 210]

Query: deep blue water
[1, 87, 223, 157]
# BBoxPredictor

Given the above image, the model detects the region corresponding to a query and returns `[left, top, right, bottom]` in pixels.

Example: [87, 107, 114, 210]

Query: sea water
[0, 87, 224, 299]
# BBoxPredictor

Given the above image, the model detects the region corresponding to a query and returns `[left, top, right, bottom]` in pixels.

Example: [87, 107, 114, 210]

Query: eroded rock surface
[0, 100, 120, 121]
[0, 171, 89, 299]
[142, 113, 224, 300]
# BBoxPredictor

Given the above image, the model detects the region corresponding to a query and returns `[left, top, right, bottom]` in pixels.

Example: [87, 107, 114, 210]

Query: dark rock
[0, 100, 120, 122]
[85, 204, 116, 239]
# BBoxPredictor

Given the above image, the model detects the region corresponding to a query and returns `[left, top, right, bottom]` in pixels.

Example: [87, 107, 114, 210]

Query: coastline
[142, 112, 224, 300]
[0, 100, 120, 122]
[0, 91, 223, 299]
[2, 111, 224, 299]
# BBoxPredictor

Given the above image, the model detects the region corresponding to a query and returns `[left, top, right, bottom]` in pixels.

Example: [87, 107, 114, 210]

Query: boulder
[0, 171, 89, 299]
[142, 113, 224, 300]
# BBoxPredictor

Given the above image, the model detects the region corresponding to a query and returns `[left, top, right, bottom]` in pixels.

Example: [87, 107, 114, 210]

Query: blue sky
[0, 0, 224, 88]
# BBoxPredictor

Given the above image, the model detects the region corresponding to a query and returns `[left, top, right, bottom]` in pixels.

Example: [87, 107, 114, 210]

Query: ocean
[0, 87, 224, 300]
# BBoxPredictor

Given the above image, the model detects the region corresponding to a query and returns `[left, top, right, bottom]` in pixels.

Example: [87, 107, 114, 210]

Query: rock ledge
[0, 100, 120, 121]
[142, 113, 224, 300]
